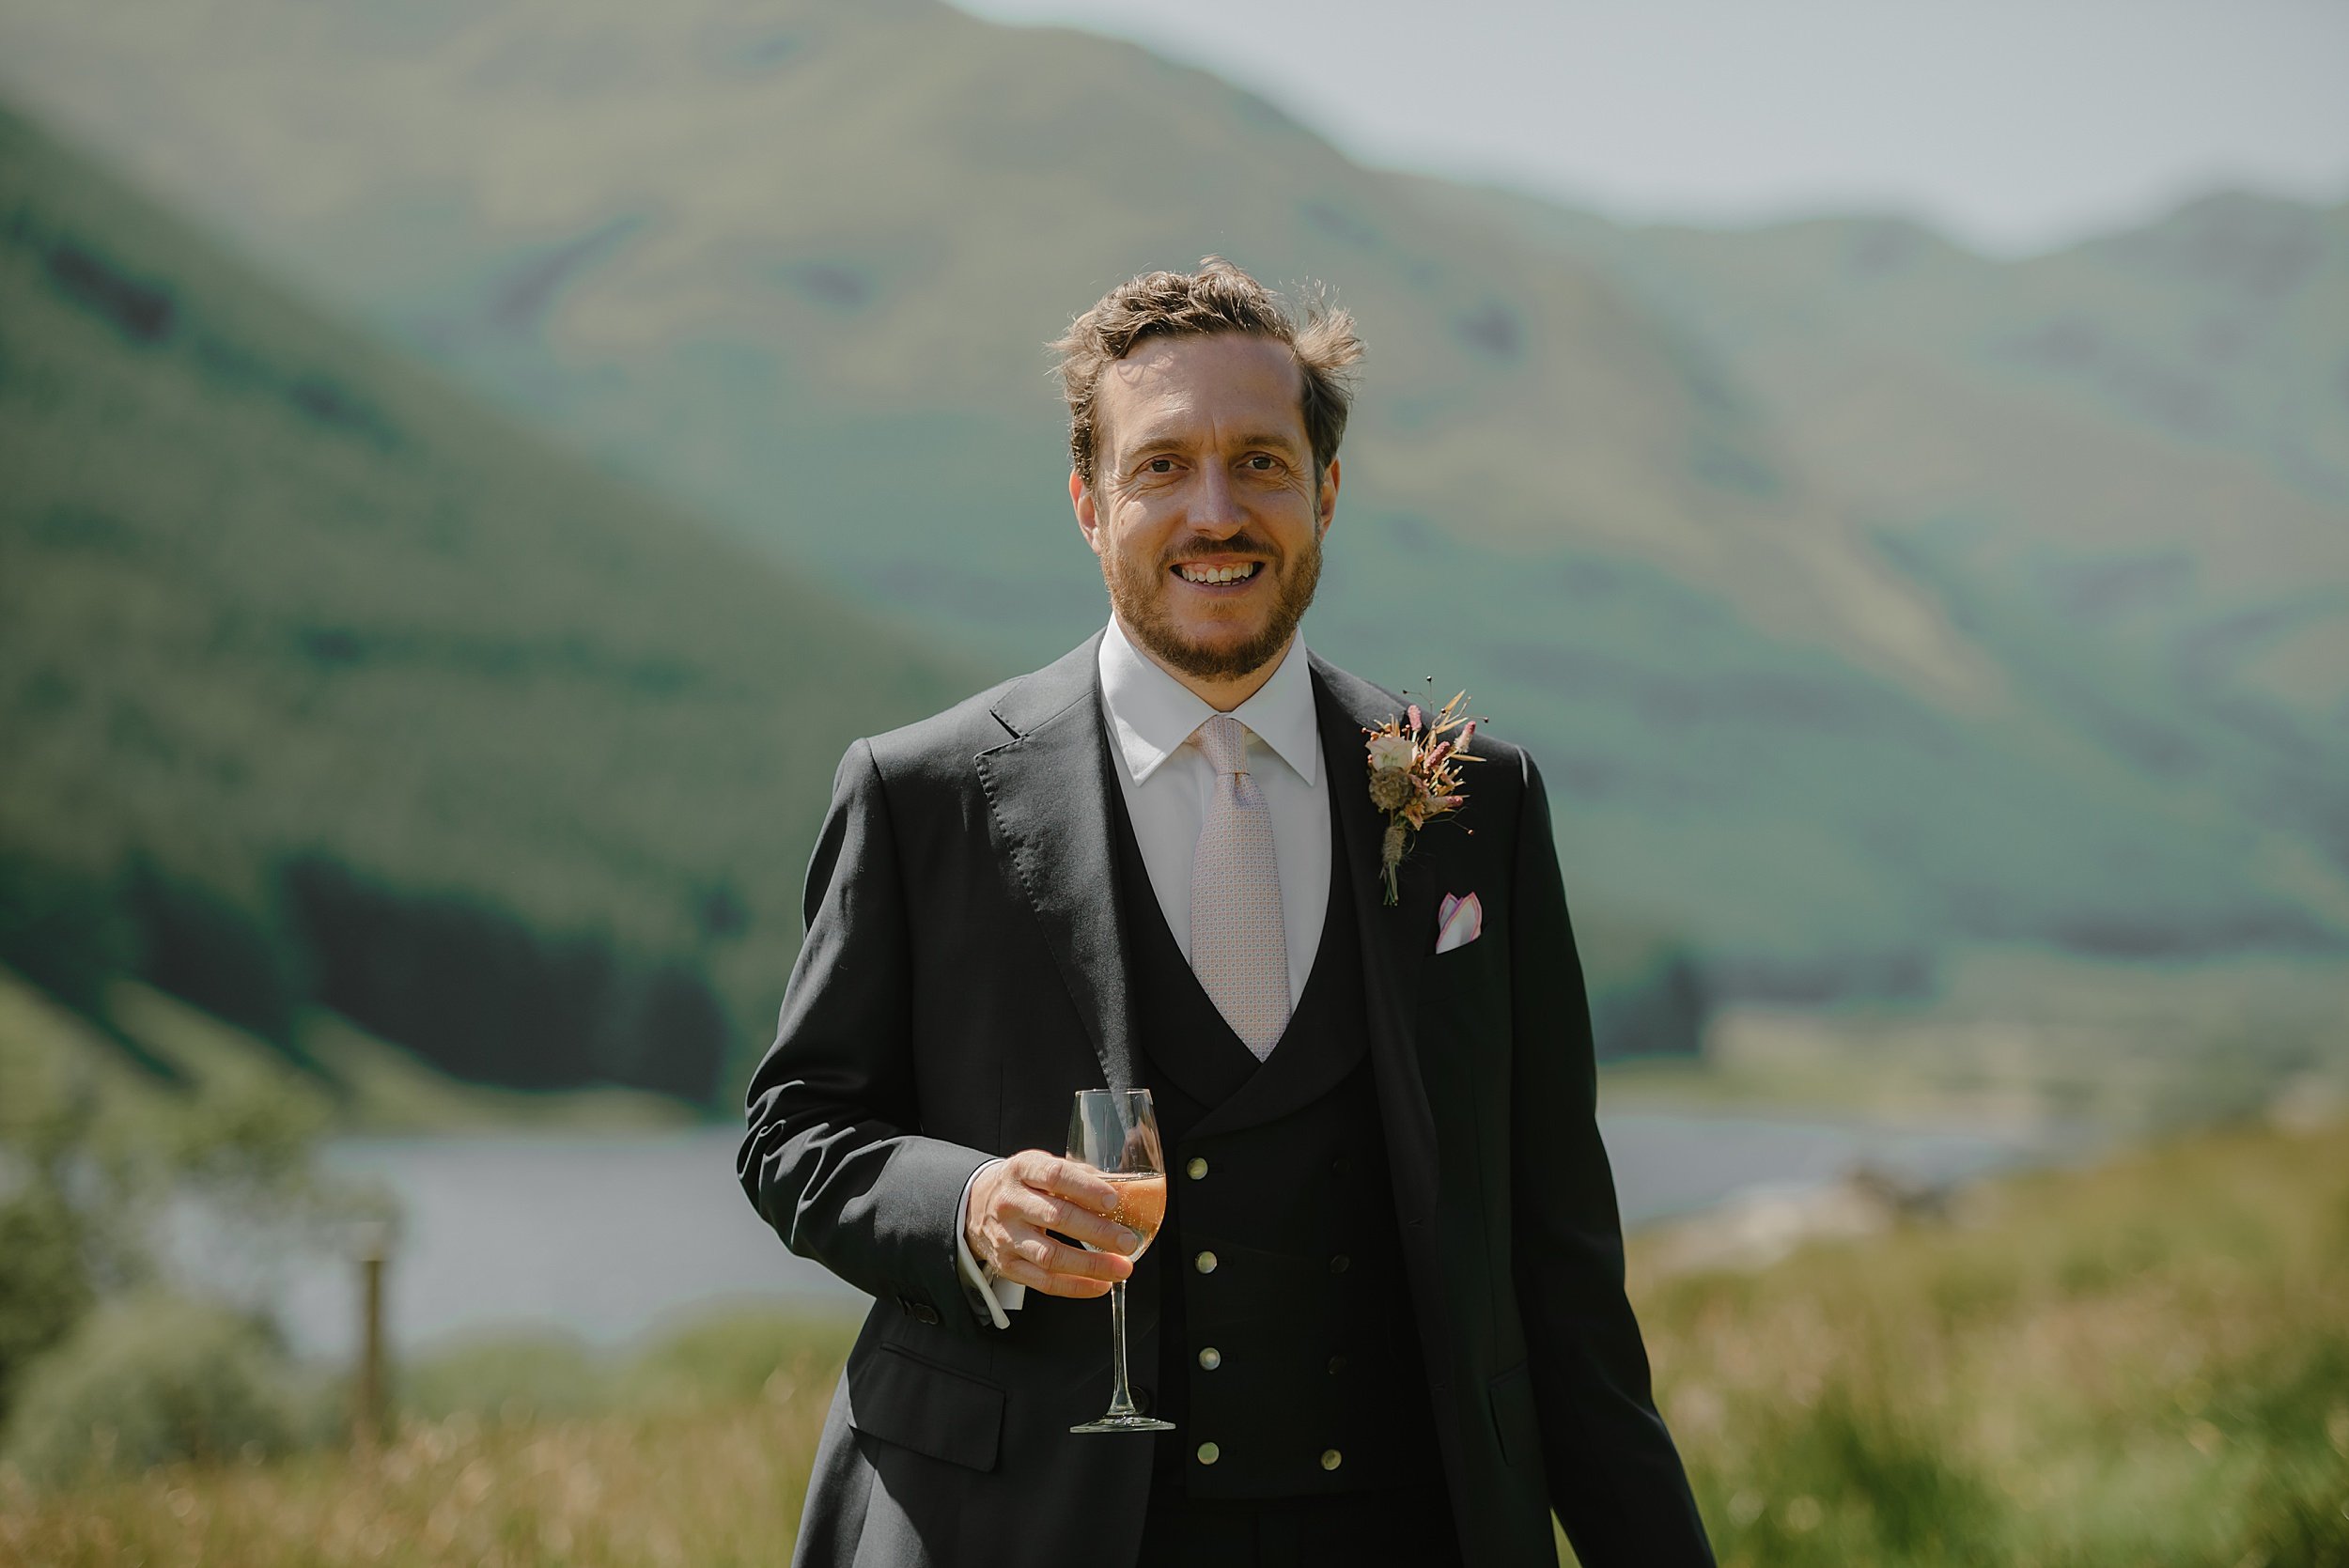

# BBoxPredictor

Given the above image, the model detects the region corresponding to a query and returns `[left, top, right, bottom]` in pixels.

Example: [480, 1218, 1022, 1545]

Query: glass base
[1070, 1414, 1174, 1434]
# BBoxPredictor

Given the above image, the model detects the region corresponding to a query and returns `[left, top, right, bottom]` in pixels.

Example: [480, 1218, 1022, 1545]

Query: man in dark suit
[739, 259, 1714, 1567]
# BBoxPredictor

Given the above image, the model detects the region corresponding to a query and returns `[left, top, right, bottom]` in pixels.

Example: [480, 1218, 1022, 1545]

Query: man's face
[1072, 333, 1339, 685]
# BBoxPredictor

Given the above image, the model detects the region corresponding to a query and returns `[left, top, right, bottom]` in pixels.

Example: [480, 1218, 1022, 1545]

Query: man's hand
[965, 1151, 1141, 1298]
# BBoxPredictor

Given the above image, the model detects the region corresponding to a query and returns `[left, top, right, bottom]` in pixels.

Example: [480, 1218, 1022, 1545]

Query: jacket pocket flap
[1487, 1360, 1542, 1471]
[848, 1343, 1007, 1473]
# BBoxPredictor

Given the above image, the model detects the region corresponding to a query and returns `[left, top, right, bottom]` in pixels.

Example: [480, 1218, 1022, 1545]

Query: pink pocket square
[1435, 892, 1483, 954]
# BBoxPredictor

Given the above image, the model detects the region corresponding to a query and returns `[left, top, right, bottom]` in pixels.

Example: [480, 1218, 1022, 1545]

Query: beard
[1103, 525, 1325, 683]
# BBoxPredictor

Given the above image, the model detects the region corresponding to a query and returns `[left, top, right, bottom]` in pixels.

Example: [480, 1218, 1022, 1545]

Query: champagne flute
[1066, 1088, 1174, 1434]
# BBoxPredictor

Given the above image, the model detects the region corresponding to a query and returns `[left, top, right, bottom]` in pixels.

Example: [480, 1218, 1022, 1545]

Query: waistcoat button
[1328, 1356, 1346, 1375]
[1198, 1346, 1222, 1371]
[1194, 1250, 1218, 1274]
[1329, 1253, 1350, 1274]
[1197, 1441, 1221, 1465]
[1187, 1157, 1208, 1180]
[1321, 1448, 1344, 1471]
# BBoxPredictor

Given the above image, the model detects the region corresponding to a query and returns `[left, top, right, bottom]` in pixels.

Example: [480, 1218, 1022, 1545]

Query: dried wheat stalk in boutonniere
[1362, 688, 1483, 906]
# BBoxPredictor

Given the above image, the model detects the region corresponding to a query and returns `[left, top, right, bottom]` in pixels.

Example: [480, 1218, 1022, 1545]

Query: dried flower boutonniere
[1363, 688, 1482, 906]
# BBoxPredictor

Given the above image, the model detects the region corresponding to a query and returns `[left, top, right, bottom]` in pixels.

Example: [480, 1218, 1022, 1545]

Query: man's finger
[1007, 1228, 1132, 1283]
[1006, 1150, 1120, 1215]
[989, 1252, 1114, 1299]
[984, 1218, 1131, 1283]
[1051, 1199, 1143, 1256]
[1007, 1190, 1140, 1254]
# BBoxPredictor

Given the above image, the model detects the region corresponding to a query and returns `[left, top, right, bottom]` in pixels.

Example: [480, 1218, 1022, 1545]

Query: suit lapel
[974, 639, 1453, 1127]
[1310, 657, 1442, 1206]
[1312, 659, 1470, 1497]
[974, 632, 1143, 1095]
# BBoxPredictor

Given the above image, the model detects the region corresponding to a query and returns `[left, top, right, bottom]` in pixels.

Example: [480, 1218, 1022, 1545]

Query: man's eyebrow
[1121, 429, 1304, 463]
[1121, 433, 1189, 462]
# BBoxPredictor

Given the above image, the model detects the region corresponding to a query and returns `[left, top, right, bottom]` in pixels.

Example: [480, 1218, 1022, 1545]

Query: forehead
[1096, 333, 1306, 453]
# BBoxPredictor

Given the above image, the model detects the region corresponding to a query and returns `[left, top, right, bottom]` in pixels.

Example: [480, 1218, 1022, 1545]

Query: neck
[1120, 620, 1293, 712]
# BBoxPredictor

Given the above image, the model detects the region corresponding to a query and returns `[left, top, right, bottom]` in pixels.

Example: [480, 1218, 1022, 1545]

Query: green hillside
[0, 0, 2342, 1019]
[1408, 179, 2349, 930]
[0, 105, 970, 1105]
[1412, 181, 2349, 709]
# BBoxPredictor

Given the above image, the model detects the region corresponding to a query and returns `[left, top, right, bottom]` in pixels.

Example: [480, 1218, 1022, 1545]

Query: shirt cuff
[953, 1158, 1028, 1328]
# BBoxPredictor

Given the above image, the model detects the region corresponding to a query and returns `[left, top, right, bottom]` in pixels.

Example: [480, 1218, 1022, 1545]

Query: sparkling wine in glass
[1066, 1088, 1174, 1434]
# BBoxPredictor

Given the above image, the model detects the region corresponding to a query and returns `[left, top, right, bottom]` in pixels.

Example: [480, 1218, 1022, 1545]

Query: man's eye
[1245, 455, 1278, 471]
[1146, 458, 1176, 474]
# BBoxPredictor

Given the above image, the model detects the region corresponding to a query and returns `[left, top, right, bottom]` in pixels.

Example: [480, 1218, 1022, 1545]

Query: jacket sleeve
[737, 737, 997, 1337]
[1508, 751, 1717, 1565]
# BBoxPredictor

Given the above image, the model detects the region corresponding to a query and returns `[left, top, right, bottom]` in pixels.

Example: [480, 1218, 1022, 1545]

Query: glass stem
[1104, 1279, 1138, 1418]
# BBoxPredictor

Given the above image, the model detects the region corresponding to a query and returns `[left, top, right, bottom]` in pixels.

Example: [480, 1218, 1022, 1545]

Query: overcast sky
[949, 0, 2349, 256]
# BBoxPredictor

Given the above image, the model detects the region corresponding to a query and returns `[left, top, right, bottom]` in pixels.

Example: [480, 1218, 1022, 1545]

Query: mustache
[1156, 533, 1282, 568]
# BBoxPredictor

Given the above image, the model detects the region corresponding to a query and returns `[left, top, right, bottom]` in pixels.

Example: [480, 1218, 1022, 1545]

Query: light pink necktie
[1190, 715, 1290, 1059]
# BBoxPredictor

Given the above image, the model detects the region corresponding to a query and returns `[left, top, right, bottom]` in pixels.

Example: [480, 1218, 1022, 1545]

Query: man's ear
[1317, 457, 1342, 539]
[1071, 468, 1104, 557]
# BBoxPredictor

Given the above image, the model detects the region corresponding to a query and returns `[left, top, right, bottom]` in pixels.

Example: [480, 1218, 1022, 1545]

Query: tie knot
[1195, 714, 1252, 776]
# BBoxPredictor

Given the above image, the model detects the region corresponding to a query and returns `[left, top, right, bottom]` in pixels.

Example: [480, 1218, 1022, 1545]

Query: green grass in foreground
[4, 1120, 2344, 1567]
[0, 1312, 858, 1568]
[1620, 1113, 2349, 1568]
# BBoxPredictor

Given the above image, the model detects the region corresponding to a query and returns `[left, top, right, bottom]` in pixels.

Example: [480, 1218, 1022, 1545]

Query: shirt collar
[1097, 616, 1321, 789]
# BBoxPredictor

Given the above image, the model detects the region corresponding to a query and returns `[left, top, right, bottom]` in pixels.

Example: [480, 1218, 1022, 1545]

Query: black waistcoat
[1108, 768, 1440, 1500]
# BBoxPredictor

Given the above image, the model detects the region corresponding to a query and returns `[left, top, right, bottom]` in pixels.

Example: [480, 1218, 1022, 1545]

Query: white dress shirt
[954, 618, 1333, 1325]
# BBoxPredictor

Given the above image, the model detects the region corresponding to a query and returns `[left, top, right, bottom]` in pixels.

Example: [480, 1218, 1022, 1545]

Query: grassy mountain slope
[1409, 179, 2349, 926]
[0, 1, 2341, 1001]
[1418, 179, 2349, 715]
[1439, 187, 2349, 509]
[0, 105, 969, 1103]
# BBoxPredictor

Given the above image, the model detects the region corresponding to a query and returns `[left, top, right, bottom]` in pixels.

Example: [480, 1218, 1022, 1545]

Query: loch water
[216, 1110, 2075, 1360]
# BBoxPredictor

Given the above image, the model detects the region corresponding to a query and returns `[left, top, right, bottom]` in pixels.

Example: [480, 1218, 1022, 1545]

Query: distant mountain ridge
[0, 0, 2341, 1025]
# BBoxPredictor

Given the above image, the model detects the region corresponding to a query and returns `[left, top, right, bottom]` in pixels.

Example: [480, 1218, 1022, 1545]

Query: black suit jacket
[739, 633, 1714, 1567]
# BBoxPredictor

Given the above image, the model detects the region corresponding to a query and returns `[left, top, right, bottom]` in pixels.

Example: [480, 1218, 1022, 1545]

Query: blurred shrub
[3, 1295, 302, 1483]
[0, 963, 367, 1449]
[0, 1188, 94, 1421]
[2245, 1454, 2349, 1568]
[160, 1061, 333, 1219]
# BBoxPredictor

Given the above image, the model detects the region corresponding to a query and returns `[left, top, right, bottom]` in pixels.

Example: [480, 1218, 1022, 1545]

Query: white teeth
[1179, 563, 1258, 584]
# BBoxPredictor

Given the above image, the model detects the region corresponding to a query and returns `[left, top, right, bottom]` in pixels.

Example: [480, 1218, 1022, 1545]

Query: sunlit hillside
[1419, 179, 2349, 921]
[0, 106, 968, 1102]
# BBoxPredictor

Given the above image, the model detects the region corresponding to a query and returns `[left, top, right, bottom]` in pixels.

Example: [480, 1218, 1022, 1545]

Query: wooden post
[354, 1222, 388, 1452]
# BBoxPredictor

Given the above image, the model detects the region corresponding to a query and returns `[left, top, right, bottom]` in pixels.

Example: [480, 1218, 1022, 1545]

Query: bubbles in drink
[1096, 1171, 1167, 1259]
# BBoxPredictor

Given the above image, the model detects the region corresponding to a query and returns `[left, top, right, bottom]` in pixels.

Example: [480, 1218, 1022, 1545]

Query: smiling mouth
[1173, 561, 1264, 585]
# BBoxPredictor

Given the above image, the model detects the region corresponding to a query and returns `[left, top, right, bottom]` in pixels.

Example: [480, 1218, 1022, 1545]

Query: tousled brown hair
[1050, 257, 1362, 488]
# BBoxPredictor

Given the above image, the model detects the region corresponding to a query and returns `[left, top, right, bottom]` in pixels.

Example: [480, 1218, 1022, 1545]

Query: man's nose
[1188, 463, 1243, 533]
